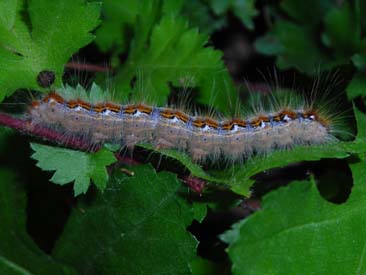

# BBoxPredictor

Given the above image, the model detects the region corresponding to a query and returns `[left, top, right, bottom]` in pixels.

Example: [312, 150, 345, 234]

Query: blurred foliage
[255, 0, 366, 76]
[0, 0, 366, 274]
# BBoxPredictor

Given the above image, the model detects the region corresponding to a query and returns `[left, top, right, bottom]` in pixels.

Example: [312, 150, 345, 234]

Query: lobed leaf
[52, 164, 197, 275]
[113, 14, 237, 114]
[30, 143, 116, 196]
[222, 148, 366, 275]
[0, 0, 101, 101]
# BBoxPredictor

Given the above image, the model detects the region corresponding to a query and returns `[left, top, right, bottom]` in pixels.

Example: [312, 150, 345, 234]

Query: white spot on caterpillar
[102, 109, 111, 115]
[134, 110, 143, 117]
[232, 125, 239, 132]
[283, 115, 291, 122]
[202, 125, 210, 131]
[170, 117, 179, 123]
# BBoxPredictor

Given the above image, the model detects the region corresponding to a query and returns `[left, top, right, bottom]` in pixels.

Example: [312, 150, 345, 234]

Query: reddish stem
[0, 113, 98, 152]
[181, 175, 206, 194]
[65, 62, 112, 72]
[0, 112, 27, 132]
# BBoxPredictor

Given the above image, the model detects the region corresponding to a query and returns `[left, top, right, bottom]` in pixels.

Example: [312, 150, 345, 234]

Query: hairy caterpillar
[15, 84, 340, 164]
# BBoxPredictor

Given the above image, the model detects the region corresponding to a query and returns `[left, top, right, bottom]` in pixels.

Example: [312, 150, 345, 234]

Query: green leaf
[210, 0, 258, 30]
[0, 168, 77, 275]
[140, 137, 366, 197]
[94, 0, 139, 52]
[181, 0, 226, 34]
[52, 164, 197, 275]
[323, 3, 366, 58]
[271, 21, 335, 73]
[95, 0, 184, 53]
[138, 143, 233, 186]
[229, 139, 366, 195]
[112, 14, 237, 114]
[280, 0, 333, 26]
[0, 0, 101, 101]
[30, 143, 116, 196]
[164, 131, 365, 198]
[222, 157, 366, 274]
[347, 71, 366, 100]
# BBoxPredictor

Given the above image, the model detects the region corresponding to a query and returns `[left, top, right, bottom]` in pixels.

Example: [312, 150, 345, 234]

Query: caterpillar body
[26, 89, 337, 163]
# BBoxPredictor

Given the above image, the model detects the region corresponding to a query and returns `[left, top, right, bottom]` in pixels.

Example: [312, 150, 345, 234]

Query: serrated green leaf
[0, 0, 101, 101]
[89, 82, 111, 103]
[229, 139, 366, 195]
[112, 14, 237, 114]
[30, 143, 116, 196]
[95, 1, 237, 113]
[138, 143, 232, 185]
[52, 164, 197, 275]
[0, 168, 77, 275]
[222, 155, 366, 274]
[95, 0, 183, 53]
